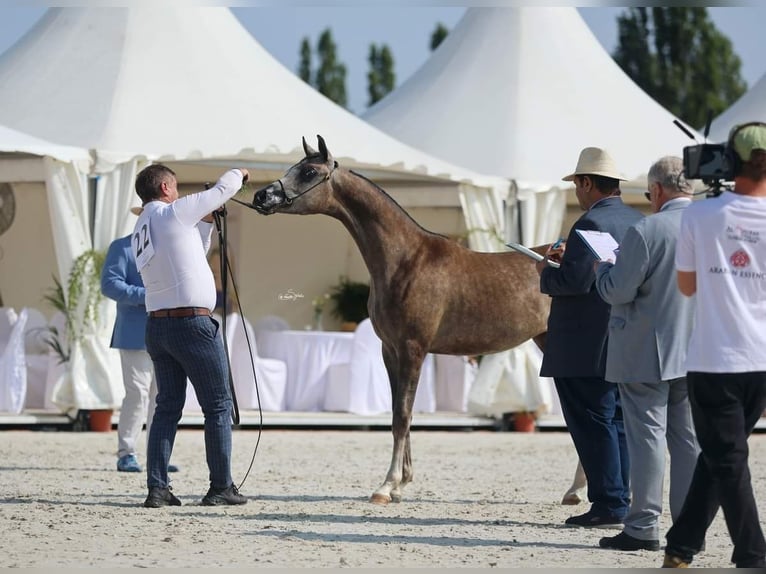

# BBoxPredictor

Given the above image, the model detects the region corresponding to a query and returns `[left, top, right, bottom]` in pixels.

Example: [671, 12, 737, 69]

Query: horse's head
[252, 135, 337, 215]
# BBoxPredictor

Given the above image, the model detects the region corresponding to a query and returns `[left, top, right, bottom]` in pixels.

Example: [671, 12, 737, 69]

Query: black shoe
[565, 510, 623, 528]
[201, 484, 247, 506]
[144, 486, 182, 508]
[599, 531, 660, 551]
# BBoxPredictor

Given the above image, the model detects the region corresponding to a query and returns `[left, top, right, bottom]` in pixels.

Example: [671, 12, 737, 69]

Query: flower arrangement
[311, 292, 330, 330]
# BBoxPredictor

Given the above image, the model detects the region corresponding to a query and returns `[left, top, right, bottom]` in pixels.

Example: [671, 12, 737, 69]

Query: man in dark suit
[535, 147, 643, 528]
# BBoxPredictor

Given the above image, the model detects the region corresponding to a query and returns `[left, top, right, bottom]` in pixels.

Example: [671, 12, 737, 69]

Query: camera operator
[662, 123, 766, 569]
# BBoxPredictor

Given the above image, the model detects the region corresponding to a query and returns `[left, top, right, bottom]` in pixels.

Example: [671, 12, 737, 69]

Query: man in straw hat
[101, 207, 179, 474]
[661, 123, 766, 569]
[535, 147, 643, 528]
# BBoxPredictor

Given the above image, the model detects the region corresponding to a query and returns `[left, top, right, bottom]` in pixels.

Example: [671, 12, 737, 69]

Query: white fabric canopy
[709, 71, 766, 142]
[0, 8, 510, 413]
[0, 7, 506, 193]
[364, 7, 699, 187]
[0, 124, 89, 164]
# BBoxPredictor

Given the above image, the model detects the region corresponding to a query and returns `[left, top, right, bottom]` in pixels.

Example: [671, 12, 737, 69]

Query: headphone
[726, 121, 766, 175]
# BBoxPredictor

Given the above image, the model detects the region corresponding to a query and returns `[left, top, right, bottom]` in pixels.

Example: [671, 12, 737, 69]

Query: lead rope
[210, 184, 263, 490]
[212, 205, 240, 426]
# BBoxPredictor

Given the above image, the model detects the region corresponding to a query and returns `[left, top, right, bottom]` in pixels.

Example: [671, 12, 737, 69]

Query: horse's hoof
[561, 493, 583, 505]
[370, 493, 391, 505]
[390, 493, 402, 503]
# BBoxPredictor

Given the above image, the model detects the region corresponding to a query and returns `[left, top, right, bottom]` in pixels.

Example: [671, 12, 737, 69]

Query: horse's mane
[347, 169, 452, 241]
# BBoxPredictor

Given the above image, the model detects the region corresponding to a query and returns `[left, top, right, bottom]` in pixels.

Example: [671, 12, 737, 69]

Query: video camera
[674, 115, 734, 196]
[682, 142, 733, 183]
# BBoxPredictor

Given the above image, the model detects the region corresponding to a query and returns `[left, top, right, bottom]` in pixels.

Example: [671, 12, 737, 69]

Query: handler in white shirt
[132, 163, 249, 508]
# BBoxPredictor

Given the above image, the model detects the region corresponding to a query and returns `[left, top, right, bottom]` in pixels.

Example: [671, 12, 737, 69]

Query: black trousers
[665, 371, 766, 568]
[554, 376, 630, 518]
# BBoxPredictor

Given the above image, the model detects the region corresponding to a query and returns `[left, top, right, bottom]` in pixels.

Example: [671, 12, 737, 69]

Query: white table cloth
[257, 330, 353, 411]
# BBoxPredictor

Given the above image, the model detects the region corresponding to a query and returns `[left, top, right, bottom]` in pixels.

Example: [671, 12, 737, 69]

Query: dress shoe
[201, 484, 247, 506]
[662, 552, 690, 568]
[599, 531, 660, 551]
[565, 509, 623, 528]
[144, 486, 182, 508]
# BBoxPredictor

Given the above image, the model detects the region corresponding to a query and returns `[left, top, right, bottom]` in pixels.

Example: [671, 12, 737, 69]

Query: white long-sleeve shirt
[132, 169, 244, 312]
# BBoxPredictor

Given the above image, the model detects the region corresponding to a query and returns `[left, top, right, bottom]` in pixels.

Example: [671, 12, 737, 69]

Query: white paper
[575, 229, 619, 261]
[505, 242, 560, 268]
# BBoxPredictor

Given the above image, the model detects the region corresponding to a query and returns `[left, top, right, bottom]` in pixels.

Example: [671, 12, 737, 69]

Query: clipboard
[506, 242, 561, 268]
[575, 229, 619, 261]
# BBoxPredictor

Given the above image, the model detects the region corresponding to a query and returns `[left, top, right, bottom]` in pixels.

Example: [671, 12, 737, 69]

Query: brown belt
[149, 307, 211, 318]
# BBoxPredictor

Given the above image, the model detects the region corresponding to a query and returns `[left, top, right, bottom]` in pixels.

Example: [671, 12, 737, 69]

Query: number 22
[133, 224, 149, 257]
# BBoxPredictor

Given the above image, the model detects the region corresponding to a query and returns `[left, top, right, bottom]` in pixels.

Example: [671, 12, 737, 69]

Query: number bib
[133, 221, 155, 271]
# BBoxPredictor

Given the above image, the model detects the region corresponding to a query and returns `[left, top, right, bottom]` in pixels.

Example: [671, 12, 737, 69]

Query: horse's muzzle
[252, 182, 286, 215]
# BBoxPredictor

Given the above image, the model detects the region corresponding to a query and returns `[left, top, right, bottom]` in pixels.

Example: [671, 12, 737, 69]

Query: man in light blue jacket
[593, 156, 699, 551]
[101, 210, 178, 474]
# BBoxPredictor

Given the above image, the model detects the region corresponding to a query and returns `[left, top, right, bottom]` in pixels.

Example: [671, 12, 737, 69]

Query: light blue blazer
[100, 234, 148, 350]
[594, 199, 695, 383]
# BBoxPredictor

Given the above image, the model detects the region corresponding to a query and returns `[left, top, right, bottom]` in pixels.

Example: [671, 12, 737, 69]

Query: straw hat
[562, 147, 627, 182]
[130, 206, 143, 216]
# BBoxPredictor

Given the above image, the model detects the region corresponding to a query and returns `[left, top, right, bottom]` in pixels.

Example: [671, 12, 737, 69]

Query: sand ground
[0, 428, 764, 568]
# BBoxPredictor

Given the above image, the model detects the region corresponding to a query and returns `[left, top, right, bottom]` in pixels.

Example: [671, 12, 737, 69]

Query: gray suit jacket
[594, 199, 695, 383]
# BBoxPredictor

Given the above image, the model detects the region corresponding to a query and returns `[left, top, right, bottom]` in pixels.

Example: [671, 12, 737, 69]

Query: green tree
[367, 43, 396, 106]
[315, 28, 347, 108]
[430, 22, 449, 51]
[298, 37, 312, 84]
[613, 7, 746, 130]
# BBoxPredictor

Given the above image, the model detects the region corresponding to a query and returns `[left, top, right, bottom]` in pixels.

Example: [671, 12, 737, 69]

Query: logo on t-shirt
[730, 249, 750, 268]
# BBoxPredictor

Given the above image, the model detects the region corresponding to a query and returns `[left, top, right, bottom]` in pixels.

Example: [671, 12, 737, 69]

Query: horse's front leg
[370, 344, 422, 505]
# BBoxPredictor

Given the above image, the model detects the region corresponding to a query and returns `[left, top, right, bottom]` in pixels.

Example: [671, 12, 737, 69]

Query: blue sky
[0, 6, 764, 115]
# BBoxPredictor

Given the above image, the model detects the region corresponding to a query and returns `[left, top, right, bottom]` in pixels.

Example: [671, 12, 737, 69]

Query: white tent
[709, 71, 766, 142]
[364, 7, 700, 243]
[364, 7, 700, 418]
[0, 7, 510, 413]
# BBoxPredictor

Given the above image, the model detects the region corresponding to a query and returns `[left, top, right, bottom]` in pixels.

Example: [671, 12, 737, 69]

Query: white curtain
[43, 156, 148, 414]
[459, 182, 555, 418]
[517, 185, 567, 247]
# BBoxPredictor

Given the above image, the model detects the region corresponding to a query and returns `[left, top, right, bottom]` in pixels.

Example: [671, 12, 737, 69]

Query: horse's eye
[301, 167, 317, 181]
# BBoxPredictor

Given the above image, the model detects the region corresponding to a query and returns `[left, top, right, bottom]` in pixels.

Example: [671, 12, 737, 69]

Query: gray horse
[253, 136, 550, 504]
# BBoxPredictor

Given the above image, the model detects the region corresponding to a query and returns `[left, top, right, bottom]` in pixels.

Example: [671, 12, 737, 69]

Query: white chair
[21, 307, 52, 409]
[0, 307, 18, 354]
[323, 319, 436, 414]
[253, 314, 290, 350]
[226, 313, 287, 411]
[183, 313, 288, 413]
[433, 354, 478, 413]
[0, 308, 28, 413]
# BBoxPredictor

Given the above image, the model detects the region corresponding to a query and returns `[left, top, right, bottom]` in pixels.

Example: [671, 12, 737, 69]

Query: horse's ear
[317, 134, 332, 163]
[302, 136, 317, 157]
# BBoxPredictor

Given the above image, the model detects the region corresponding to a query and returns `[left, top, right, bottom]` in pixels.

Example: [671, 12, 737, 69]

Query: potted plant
[42, 249, 109, 430]
[328, 276, 370, 331]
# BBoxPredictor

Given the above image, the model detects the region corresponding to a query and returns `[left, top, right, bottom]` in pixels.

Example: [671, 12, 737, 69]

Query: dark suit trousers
[554, 376, 630, 518]
[665, 371, 766, 568]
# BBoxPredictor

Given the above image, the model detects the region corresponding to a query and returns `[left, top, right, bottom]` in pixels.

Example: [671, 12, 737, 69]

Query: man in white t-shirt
[132, 163, 249, 509]
[662, 123, 766, 569]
